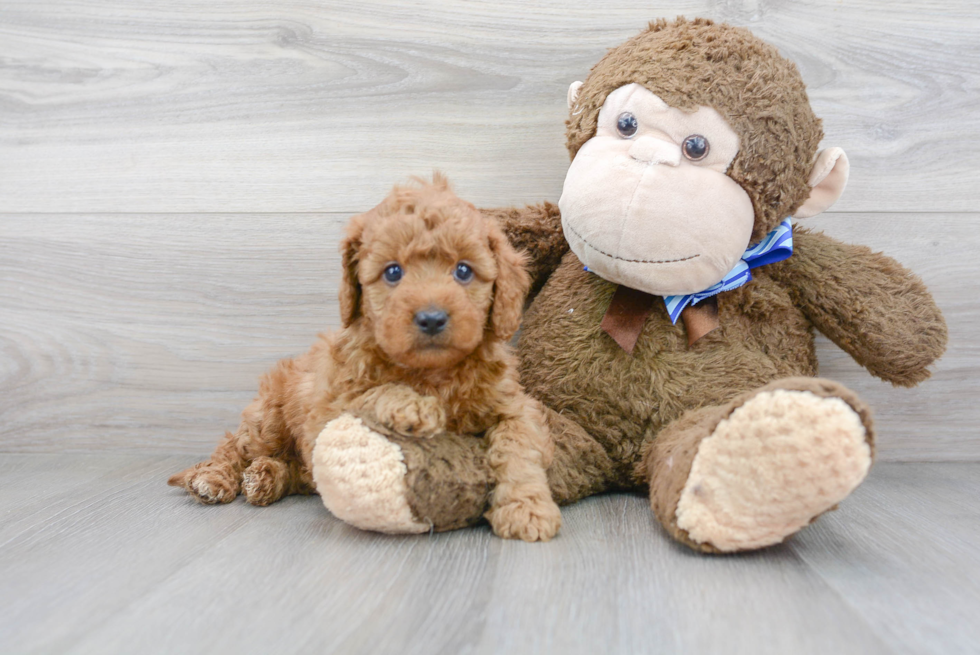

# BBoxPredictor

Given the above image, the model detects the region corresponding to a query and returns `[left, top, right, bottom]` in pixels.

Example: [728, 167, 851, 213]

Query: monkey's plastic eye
[616, 112, 638, 138]
[682, 135, 709, 161]
[453, 262, 474, 284]
[383, 263, 403, 284]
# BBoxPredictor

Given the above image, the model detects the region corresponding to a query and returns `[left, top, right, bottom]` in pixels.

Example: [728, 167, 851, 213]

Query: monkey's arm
[482, 203, 568, 293]
[769, 228, 947, 387]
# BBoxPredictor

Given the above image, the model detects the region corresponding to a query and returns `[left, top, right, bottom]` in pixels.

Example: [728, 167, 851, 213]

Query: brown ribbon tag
[601, 286, 721, 353]
[600, 285, 655, 354]
[679, 296, 720, 346]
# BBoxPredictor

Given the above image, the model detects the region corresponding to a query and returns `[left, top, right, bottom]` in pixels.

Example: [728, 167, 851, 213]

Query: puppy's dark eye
[682, 134, 709, 161]
[383, 263, 403, 284]
[453, 262, 474, 284]
[616, 112, 638, 138]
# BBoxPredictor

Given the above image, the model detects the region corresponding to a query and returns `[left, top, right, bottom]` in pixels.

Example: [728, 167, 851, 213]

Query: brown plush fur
[358, 18, 947, 552]
[407, 212, 945, 547]
[509, 224, 945, 485]
[168, 175, 561, 541]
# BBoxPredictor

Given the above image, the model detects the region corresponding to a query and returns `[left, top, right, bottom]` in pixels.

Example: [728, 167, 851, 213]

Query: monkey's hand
[481, 203, 568, 294]
[770, 228, 947, 387]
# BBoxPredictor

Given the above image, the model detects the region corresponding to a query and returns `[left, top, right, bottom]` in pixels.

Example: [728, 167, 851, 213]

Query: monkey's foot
[673, 382, 873, 552]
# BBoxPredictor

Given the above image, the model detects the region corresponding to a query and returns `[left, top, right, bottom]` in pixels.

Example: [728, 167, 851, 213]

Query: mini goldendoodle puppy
[168, 175, 561, 541]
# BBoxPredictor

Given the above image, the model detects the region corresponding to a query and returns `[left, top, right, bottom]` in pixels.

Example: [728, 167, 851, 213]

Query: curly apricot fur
[168, 175, 560, 540]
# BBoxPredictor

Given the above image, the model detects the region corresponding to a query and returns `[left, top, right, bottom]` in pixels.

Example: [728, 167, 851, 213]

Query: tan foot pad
[676, 390, 872, 552]
[312, 415, 429, 534]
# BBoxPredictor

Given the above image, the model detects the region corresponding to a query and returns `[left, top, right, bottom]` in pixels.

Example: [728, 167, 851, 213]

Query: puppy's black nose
[414, 309, 448, 336]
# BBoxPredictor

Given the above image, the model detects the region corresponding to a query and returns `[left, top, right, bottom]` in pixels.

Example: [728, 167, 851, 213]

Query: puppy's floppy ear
[488, 221, 531, 340]
[338, 213, 366, 327]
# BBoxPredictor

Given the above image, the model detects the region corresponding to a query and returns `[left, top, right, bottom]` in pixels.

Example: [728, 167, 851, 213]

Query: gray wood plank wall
[2, 0, 978, 459]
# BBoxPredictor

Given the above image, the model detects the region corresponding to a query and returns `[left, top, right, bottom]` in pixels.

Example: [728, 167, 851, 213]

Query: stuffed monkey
[313, 17, 947, 552]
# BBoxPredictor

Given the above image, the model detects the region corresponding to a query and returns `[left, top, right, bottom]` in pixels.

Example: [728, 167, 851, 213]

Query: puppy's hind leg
[242, 456, 314, 506]
[168, 430, 246, 504]
[169, 354, 309, 505]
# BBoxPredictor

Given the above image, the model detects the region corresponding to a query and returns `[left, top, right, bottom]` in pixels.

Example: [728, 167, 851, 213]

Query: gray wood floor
[0, 456, 976, 655]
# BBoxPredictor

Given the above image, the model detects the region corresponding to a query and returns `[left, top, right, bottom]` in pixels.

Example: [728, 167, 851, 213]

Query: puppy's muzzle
[414, 308, 449, 336]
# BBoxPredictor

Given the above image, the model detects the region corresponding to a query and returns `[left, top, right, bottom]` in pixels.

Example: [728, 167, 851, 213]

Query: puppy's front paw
[376, 391, 446, 438]
[487, 493, 562, 542]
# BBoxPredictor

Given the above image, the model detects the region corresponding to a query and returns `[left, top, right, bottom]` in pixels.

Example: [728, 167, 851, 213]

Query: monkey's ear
[488, 223, 531, 340]
[793, 147, 850, 219]
[338, 214, 366, 328]
[567, 81, 584, 109]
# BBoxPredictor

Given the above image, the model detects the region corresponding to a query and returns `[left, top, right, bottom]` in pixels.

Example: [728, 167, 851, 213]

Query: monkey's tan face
[560, 83, 755, 296]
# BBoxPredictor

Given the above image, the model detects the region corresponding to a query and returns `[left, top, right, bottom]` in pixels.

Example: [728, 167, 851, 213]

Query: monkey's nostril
[414, 309, 449, 336]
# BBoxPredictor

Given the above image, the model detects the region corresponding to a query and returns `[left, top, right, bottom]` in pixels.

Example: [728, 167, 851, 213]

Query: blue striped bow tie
[663, 218, 794, 323]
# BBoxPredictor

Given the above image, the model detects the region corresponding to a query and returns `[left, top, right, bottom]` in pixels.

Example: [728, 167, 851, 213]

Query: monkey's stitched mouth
[566, 222, 700, 264]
